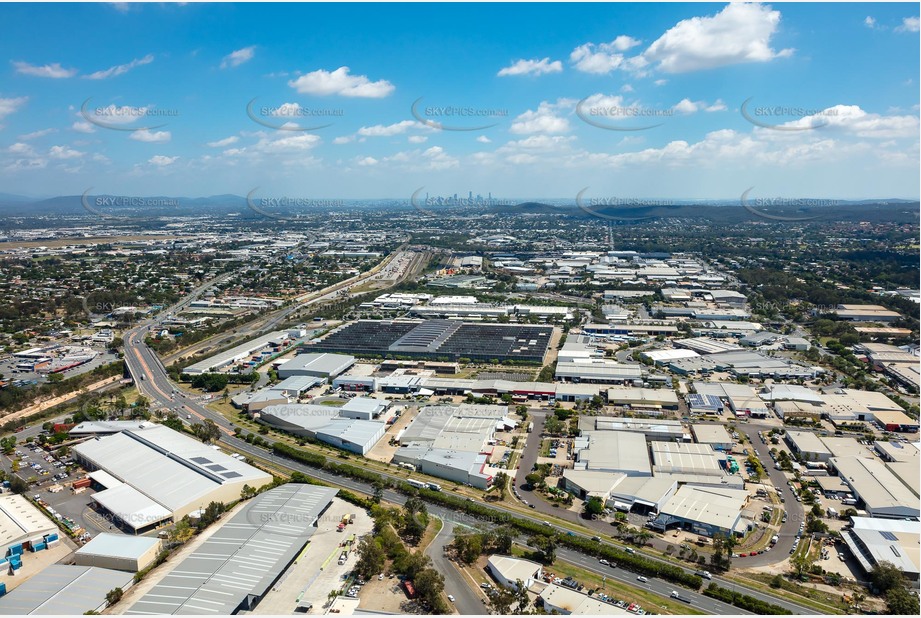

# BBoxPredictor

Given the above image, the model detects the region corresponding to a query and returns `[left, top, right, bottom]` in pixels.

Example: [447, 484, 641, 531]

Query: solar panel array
[311, 319, 553, 362]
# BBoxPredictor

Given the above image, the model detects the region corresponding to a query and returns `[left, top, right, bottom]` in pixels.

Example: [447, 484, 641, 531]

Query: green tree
[105, 587, 123, 607]
[414, 567, 447, 613]
[194, 419, 221, 444]
[355, 535, 386, 579]
[583, 496, 605, 518]
[886, 586, 920, 615]
[870, 561, 908, 594]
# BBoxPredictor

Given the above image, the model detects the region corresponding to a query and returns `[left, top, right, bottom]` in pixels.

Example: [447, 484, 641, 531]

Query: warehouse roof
[651, 442, 723, 476]
[76, 533, 160, 563]
[73, 425, 271, 514]
[786, 431, 832, 457]
[91, 484, 172, 531]
[0, 565, 134, 615]
[874, 440, 920, 463]
[278, 352, 354, 376]
[0, 494, 57, 548]
[539, 583, 629, 615]
[831, 456, 920, 517]
[578, 431, 651, 475]
[127, 484, 338, 615]
[315, 419, 386, 447]
[759, 384, 825, 404]
[606, 387, 680, 407]
[487, 555, 542, 586]
[843, 517, 919, 577]
[691, 424, 734, 446]
[183, 330, 290, 374]
[341, 396, 388, 416]
[659, 486, 749, 532]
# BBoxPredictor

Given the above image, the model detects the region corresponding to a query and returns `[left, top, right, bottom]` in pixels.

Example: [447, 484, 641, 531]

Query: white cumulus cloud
[288, 66, 394, 98]
[644, 3, 794, 73]
[497, 58, 563, 77]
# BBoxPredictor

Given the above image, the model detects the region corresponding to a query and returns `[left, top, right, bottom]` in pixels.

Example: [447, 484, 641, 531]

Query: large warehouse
[0, 565, 134, 615]
[392, 404, 512, 488]
[183, 330, 296, 375]
[829, 457, 919, 519]
[841, 517, 919, 583]
[0, 494, 58, 555]
[73, 424, 273, 533]
[256, 404, 386, 455]
[127, 484, 339, 615]
[650, 485, 751, 537]
[308, 319, 553, 363]
[74, 533, 162, 572]
[276, 353, 355, 379]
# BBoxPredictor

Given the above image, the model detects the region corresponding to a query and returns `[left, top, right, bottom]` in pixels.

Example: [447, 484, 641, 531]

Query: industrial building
[72, 424, 272, 533]
[127, 484, 339, 615]
[276, 353, 355, 380]
[785, 431, 834, 463]
[651, 442, 724, 477]
[572, 431, 652, 476]
[833, 304, 901, 322]
[692, 382, 770, 418]
[0, 494, 58, 555]
[182, 330, 298, 375]
[486, 555, 543, 591]
[256, 404, 386, 455]
[0, 565, 135, 615]
[605, 387, 680, 411]
[829, 456, 920, 519]
[649, 486, 751, 537]
[555, 360, 644, 384]
[691, 424, 734, 450]
[841, 517, 919, 582]
[539, 583, 629, 615]
[392, 404, 512, 488]
[74, 533, 162, 572]
[308, 319, 553, 363]
[578, 416, 688, 441]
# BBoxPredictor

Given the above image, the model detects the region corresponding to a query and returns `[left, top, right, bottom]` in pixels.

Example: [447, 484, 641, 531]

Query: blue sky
[0, 2, 918, 200]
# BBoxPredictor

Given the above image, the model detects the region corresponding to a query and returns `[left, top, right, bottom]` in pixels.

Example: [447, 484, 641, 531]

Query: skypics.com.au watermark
[80, 98, 180, 132]
[246, 188, 345, 221]
[81, 189, 180, 220]
[740, 97, 839, 131]
[410, 188, 513, 219]
[740, 187, 836, 222]
[576, 98, 673, 132]
[410, 98, 508, 132]
[575, 188, 675, 221]
[246, 99, 344, 131]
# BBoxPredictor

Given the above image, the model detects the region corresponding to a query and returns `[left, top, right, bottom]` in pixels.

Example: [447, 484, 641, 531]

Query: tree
[240, 484, 256, 500]
[870, 561, 908, 594]
[529, 534, 556, 564]
[524, 472, 544, 489]
[490, 526, 514, 555]
[414, 567, 446, 612]
[105, 587, 123, 607]
[194, 419, 221, 444]
[355, 536, 386, 578]
[9, 475, 29, 494]
[583, 496, 605, 518]
[886, 585, 920, 615]
[371, 480, 385, 504]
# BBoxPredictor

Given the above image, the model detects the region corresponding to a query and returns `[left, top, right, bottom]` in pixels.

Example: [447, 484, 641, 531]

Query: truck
[527, 422, 534, 433]
[406, 479, 426, 489]
[341, 515, 350, 526]
[398, 462, 416, 471]
[426, 482, 442, 492]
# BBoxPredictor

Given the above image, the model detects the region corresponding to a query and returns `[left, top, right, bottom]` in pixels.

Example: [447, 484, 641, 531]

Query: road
[738, 421, 806, 567]
[425, 517, 488, 615]
[551, 546, 748, 615]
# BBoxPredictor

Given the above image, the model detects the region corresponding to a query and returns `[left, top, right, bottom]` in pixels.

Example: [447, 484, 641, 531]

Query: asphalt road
[425, 517, 488, 615]
[551, 546, 749, 615]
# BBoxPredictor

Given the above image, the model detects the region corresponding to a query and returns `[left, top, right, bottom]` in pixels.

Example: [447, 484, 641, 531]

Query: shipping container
[72, 478, 92, 489]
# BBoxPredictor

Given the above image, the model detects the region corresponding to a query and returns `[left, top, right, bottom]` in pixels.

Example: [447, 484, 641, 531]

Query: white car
[447, 595, 455, 603]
